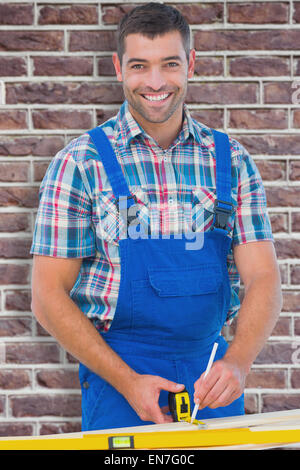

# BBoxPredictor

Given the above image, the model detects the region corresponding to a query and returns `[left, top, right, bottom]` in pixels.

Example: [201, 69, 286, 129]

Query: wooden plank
[197, 408, 300, 430]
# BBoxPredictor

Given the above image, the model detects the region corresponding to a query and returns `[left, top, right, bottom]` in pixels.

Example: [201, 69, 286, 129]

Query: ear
[187, 49, 195, 79]
[112, 52, 123, 82]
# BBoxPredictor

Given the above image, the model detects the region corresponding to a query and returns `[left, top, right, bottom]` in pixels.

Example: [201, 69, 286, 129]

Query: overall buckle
[213, 199, 234, 230]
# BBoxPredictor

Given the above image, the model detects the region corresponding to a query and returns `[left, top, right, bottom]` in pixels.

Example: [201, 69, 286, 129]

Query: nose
[146, 66, 167, 92]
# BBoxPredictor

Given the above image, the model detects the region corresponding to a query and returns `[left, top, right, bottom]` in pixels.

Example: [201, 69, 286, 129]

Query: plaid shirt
[30, 100, 274, 331]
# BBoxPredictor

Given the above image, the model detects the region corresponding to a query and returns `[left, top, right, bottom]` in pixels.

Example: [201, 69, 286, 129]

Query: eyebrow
[126, 55, 183, 65]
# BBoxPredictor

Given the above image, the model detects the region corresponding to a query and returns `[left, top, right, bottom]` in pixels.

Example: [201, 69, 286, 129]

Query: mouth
[141, 92, 172, 105]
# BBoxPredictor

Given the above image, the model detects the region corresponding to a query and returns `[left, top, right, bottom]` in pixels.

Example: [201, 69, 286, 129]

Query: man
[30, 3, 282, 431]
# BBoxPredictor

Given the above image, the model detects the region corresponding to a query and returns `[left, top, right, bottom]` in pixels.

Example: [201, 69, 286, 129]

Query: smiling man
[30, 3, 282, 431]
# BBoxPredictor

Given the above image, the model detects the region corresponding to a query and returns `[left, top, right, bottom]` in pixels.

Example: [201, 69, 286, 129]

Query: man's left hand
[193, 357, 246, 410]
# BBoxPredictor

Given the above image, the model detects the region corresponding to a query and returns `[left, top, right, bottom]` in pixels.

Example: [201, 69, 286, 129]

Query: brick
[262, 394, 300, 412]
[10, 394, 81, 417]
[246, 369, 286, 389]
[269, 212, 288, 233]
[291, 370, 300, 388]
[292, 212, 300, 231]
[282, 291, 300, 312]
[0, 31, 64, 52]
[35, 321, 51, 337]
[0, 238, 32, 258]
[40, 421, 81, 435]
[69, 31, 117, 52]
[0, 213, 30, 232]
[275, 240, 300, 259]
[278, 264, 288, 285]
[0, 370, 30, 389]
[229, 109, 287, 129]
[32, 110, 92, 130]
[235, 134, 300, 155]
[292, 109, 300, 127]
[96, 108, 119, 125]
[5, 290, 31, 311]
[244, 394, 258, 414]
[255, 160, 286, 181]
[289, 160, 300, 181]
[293, 57, 300, 75]
[229, 56, 290, 77]
[186, 83, 258, 104]
[194, 57, 223, 76]
[0, 318, 31, 337]
[0, 3, 34, 25]
[38, 5, 98, 25]
[291, 265, 300, 285]
[6, 343, 60, 364]
[169, 3, 224, 24]
[191, 109, 224, 129]
[267, 188, 300, 208]
[295, 318, 300, 335]
[97, 56, 115, 76]
[0, 136, 64, 157]
[293, 3, 300, 23]
[33, 161, 50, 182]
[6, 82, 124, 105]
[255, 341, 295, 364]
[228, 2, 288, 24]
[0, 162, 29, 182]
[0, 57, 27, 77]
[102, 3, 224, 25]
[0, 111, 27, 130]
[36, 369, 80, 389]
[0, 264, 29, 285]
[33, 56, 93, 76]
[271, 316, 291, 336]
[194, 30, 300, 51]
[0, 423, 33, 437]
[264, 81, 293, 104]
[101, 4, 140, 25]
[0, 187, 39, 208]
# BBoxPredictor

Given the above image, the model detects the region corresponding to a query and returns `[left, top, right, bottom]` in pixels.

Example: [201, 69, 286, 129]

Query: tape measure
[168, 388, 191, 422]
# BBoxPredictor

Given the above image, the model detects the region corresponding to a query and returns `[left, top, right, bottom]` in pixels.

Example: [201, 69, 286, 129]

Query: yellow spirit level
[168, 388, 191, 422]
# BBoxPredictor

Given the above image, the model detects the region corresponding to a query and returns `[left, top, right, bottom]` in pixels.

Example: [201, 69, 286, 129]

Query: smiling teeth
[144, 93, 170, 101]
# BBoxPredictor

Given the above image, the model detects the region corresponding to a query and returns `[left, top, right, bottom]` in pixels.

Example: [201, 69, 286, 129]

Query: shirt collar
[114, 100, 203, 147]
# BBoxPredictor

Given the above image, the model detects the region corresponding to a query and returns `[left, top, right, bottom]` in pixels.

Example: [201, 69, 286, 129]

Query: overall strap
[211, 129, 233, 232]
[87, 126, 136, 209]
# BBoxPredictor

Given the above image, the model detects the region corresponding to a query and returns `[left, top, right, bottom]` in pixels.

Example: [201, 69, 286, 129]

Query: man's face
[113, 31, 195, 125]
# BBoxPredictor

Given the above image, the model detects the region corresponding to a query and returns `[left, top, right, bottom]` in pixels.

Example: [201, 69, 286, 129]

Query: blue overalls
[79, 126, 245, 431]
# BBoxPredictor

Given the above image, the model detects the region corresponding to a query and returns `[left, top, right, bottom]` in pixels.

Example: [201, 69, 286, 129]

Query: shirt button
[82, 381, 89, 389]
[168, 197, 174, 204]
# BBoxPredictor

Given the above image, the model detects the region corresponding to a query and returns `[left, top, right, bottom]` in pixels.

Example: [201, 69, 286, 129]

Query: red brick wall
[0, 1, 299, 437]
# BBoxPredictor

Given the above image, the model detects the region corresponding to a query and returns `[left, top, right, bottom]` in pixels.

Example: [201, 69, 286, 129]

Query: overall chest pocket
[131, 264, 225, 342]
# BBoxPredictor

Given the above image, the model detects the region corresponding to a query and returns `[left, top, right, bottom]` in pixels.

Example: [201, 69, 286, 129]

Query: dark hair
[117, 2, 191, 63]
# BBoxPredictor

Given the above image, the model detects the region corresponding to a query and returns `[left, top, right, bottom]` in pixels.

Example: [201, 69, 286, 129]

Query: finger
[161, 405, 170, 414]
[194, 370, 219, 405]
[198, 376, 229, 409]
[158, 379, 185, 394]
[209, 387, 241, 409]
[151, 402, 172, 424]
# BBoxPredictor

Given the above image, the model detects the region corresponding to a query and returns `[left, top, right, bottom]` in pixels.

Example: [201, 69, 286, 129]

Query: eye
[131, 64, 144, 70]
[167, 62, 179, 68]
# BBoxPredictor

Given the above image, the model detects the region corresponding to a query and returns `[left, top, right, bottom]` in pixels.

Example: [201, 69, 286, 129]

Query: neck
[128, 104, 184, 150]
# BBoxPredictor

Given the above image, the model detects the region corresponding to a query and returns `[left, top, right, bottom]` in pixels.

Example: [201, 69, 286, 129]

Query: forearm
[31, 288, 138, 394]
[224, 270, 283, 374]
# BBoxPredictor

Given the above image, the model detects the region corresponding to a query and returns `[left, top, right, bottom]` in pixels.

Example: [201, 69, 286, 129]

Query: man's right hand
[122, 374, 185, 424]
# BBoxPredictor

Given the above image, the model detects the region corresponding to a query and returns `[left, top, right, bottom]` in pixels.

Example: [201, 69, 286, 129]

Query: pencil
[190, 341, 219, 423]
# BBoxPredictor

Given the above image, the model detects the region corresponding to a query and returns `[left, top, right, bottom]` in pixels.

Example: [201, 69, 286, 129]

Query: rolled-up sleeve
[30, 149, 96, 258]
[232, 142, 274, 246]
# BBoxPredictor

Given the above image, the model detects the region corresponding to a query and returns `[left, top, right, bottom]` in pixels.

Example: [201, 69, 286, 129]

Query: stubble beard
[124, 84, 187, 124]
